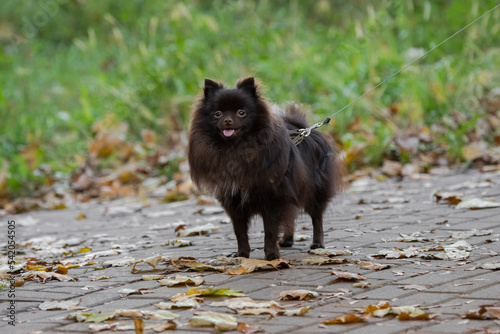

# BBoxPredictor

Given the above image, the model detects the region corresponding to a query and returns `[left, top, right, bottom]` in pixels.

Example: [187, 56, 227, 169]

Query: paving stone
[6, 169, 500, 333]
[463, 282, 500, 299]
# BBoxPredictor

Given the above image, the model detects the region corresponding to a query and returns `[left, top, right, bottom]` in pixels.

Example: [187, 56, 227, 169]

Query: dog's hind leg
[279, 208, 297, 248]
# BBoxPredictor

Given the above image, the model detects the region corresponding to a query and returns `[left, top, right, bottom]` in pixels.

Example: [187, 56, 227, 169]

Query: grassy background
[1, 0, 499, 199]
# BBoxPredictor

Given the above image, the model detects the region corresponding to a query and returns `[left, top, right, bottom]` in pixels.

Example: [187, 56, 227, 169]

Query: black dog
[188, 77, 344, 260]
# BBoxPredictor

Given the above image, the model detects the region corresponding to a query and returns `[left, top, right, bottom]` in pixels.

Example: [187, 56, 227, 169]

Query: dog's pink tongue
[223, 129, 235, 137]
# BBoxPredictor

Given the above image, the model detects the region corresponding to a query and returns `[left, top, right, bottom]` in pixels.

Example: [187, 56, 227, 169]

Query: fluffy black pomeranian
[188, 77, 345, 260]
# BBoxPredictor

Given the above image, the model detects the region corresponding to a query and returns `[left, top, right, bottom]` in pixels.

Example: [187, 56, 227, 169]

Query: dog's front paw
[236, 250, 250, 258]
[310, 242, 324, 250]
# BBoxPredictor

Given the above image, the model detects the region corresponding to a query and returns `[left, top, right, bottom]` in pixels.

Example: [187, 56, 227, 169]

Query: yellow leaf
[76, 213, 87, 220]
[54, 265, 68, 275]
[323, 313, 365, 324]
[78, 247, 91, 254]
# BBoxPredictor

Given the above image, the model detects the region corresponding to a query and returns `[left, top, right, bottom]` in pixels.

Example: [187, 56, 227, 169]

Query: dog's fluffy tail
[282, 102, 309, 129]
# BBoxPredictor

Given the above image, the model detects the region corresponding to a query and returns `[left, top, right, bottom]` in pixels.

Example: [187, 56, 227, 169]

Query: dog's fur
[188, 77, 345, 260]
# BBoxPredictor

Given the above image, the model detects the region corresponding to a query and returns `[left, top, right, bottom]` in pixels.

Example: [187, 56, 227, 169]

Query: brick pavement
[1, 169, 499, 333]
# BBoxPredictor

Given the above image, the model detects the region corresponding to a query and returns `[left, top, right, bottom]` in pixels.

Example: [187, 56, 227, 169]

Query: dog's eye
[214, 111, 222, 118]
[237, 109, 246, 117]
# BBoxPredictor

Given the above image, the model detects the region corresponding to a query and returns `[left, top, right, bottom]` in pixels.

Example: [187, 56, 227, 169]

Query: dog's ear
[236, 77, 258, 97]
[203, 78, 223, 98]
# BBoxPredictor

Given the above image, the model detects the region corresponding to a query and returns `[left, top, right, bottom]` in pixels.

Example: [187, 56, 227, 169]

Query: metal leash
[290, 2, 500, 146]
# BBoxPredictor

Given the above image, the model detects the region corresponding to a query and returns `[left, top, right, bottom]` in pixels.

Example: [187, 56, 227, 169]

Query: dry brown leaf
[24, 271, 77, 283]
[331, 271, 366, 281]
[322, 313, 365, 324]
[150, 322, 177, 331]
[358, 261, 391, 271]
[433, 191, 464, 205]
[365, 303, 430, 320]
[158, 275, 204, 286]
[485, 307, 500, 319]
[278, 289, 318, 301]
[189, 311, 238, 331]
[282, 306, 310, 316]
[227, 258, 290, 275]
[237, 322, 263, 334]
[302, 258, 350, 265]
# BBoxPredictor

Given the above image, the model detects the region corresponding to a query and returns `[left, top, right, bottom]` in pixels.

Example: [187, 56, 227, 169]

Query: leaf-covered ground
[1, 169, 500, 333]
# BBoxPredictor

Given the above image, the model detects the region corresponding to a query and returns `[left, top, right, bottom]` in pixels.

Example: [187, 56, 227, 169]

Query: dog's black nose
[224, 117, 233, 125]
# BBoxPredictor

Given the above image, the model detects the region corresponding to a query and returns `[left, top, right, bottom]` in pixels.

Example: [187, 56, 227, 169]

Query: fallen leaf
[194, 206, 225, 215]
[456, 198, 500, 210]
[278, 289, 318, 301]
[364, 303, 392, 317]
[210, 297, 281, 310]
[176, 223, 219, 237]
[399, 284, 429, 291]
[142, 274, 164, 281]
[24, 271, 77, 283]
[88, 322, 118, 331]
[154, 298, 201, 309]
[39, 300, 83, 311]
[150, 322, 177, 331]
[451, 230, 492, 239]
[282, 306, 310, 316]
[70, 311, 117, 323]
[189, 311, 238, 331]
[331, 271, 366, 281]
[322, 313, 365, 324]
[433, 191, 464, 205]
[237, 322, 263, 334]
[479, 262, 500, 270]
[302, 258, 350, 265]
[158, 275, 204, 287]
[187, 286, 246, 297]
[134, 318, 144, 334]
[165, 239, 192, 247]
[227, 258, 290, 275]
[352, 282, 371, 288]
[358, 261, 391, 270]
[485, 307, 500, 319]
[308, 248, 352, 257]
[392, 306, 430, 320]
[76, 213, 87, 220]
[118, 288, 153, 296]
[365, 303, 430, 320]
[54, 264, 69, 275]
[89, 275, 112, 281]
[372, 246, 420, 259]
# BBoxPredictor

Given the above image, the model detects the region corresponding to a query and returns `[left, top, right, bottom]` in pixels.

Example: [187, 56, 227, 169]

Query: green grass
[1, 0, 499, 198]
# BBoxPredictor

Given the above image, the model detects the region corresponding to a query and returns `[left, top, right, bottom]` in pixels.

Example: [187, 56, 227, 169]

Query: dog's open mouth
[222, 128, 240, 137]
